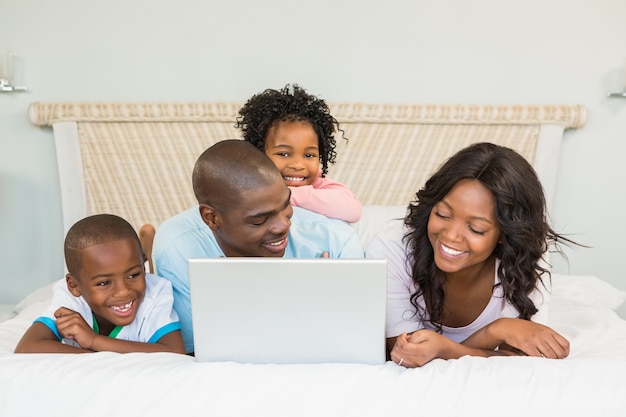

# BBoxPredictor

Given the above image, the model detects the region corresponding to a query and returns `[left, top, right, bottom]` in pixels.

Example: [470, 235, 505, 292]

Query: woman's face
[427, 179, 502, 276]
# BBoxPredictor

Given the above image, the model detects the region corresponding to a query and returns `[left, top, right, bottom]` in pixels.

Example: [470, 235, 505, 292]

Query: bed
[2, 101, 626, 416]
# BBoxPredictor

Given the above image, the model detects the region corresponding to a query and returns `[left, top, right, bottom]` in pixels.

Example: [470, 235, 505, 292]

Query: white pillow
[549, 274, 626, 311]
[13, 281, 56, 314]
[352, 205, 407, 248]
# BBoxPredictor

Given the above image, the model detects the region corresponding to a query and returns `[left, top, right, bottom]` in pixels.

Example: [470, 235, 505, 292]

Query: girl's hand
[54, 307, 98, 350]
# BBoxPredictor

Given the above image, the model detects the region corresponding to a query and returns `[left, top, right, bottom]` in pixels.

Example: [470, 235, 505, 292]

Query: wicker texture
[29, 102, 587, 231]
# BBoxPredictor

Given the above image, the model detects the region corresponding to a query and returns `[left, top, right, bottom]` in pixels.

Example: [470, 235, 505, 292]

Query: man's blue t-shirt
[153, 205, 364, 353]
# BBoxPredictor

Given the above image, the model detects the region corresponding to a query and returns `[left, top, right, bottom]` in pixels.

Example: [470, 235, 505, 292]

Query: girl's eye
[305, 153, 318, 159]
[276, 152, 289, 157]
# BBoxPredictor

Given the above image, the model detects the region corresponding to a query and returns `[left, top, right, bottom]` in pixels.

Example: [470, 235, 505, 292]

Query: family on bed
[14, 84, 574, 367]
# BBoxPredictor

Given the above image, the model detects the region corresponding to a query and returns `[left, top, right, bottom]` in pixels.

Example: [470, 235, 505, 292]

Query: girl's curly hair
[404, 142, 577, 332]
[236, 84, 344, 176]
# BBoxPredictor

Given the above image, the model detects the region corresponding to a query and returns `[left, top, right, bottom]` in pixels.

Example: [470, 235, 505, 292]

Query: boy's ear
[199, 204, 220, 231]
[65, 273, 82, 297]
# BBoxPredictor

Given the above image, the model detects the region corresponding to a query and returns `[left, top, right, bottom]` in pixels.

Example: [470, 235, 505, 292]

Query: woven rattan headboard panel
[29, 102, 586, 234]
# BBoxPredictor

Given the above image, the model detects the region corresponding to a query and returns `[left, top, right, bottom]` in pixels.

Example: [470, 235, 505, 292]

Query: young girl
[236, 84, 362, 223]
[366, 142, 575, 367]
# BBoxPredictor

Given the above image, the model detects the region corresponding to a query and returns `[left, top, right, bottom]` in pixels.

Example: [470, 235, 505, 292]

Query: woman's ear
[199, 204, 220, 231]
[66, 274, 82, 297]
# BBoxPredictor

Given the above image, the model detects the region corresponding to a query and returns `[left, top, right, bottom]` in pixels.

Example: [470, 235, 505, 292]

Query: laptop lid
[188, 258, 387, 365]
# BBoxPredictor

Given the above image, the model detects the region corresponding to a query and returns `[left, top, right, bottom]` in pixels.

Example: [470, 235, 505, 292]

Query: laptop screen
[188, 258, 387, 364]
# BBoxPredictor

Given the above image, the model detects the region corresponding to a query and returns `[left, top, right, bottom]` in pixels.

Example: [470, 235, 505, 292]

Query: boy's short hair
[64, 214, 142, 275]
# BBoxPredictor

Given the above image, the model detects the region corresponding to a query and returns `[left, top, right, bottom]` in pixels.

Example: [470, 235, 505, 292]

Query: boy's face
[264, 121, 320, 187]
[66, 238, 146, 331]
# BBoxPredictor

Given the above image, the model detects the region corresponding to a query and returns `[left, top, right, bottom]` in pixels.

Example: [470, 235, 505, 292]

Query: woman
[366, 142, 574, 367]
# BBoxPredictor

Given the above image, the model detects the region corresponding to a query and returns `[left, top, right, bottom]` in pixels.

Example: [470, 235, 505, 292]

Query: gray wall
[1, 0, 625, 316]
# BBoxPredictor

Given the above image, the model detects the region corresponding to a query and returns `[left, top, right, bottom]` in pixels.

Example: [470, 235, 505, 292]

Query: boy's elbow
[14, 342, 37, 353]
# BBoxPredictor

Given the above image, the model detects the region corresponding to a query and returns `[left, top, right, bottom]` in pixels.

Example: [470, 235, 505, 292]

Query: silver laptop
[188, 258, 387, 365]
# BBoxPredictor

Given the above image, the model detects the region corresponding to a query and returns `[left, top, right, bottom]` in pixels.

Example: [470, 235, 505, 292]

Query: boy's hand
[54, 307, 98, 350]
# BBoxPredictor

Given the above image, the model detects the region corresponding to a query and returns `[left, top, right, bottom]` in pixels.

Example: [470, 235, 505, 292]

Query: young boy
[14, 214, 185, 354]
[236, 84, 362, 223]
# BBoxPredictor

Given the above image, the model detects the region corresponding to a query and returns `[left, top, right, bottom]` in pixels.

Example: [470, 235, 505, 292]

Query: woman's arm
[388, 330, 517, 367]
[462, 317, 569, 359]
[389, 318, 569, 368]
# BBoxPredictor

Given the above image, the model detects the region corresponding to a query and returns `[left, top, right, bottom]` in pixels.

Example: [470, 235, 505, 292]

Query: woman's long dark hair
[404, 142, 573, 331]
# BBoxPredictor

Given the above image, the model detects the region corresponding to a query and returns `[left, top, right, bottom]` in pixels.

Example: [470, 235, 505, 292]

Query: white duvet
[1, 274, 626, 417]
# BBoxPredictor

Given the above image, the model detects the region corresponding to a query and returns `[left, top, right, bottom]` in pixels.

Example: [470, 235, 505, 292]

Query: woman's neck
[443, 254, 497, 290]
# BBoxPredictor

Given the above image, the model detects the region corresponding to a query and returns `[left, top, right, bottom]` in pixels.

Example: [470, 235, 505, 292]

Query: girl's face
[427, 179, 502, 276]
[264, 121, 320, 187]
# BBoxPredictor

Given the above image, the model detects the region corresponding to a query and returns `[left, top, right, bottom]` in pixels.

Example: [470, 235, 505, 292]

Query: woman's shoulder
[365, 222, 411, 257]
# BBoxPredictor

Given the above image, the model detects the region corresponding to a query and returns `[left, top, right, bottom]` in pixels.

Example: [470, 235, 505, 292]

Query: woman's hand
[488, 318, 570, 359]
[389, 330, 455, 368]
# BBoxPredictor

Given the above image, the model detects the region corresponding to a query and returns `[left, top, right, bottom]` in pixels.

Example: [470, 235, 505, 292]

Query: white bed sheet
[1, 274, 625, 417]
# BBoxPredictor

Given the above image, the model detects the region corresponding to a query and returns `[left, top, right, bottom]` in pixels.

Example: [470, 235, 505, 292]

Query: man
[153, 139, 364, 353]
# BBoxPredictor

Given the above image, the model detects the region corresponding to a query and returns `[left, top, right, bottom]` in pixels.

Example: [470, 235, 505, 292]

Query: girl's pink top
[289, 173, 362, 223]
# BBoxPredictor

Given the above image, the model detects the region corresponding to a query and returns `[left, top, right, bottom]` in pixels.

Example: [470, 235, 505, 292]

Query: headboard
[28, 102, 587, 236]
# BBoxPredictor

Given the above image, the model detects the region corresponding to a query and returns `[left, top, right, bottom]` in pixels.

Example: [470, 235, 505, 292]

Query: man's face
[207, 180, 293, 257]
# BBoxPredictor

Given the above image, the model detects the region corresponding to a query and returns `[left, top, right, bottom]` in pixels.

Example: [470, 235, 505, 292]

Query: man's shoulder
[144, 273, 174, 296]
[291, 206, 354, 231]
[154, 206, 206, 246]
[157, 206, 201, 231]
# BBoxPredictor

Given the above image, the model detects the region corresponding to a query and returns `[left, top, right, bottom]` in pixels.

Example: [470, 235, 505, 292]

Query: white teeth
[110, 301, 133, 312]
[284, 176, 305, 182]
[268, 239, 285, 246]
[441, 244, 464, 256]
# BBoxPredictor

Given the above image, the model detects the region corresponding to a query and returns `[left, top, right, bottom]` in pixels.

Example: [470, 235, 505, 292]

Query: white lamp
[0, 50, 27, 92]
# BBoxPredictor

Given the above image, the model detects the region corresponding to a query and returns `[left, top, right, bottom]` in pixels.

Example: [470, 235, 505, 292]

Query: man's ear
[66, 273, 82, 297]
[199, 204, 220, 231]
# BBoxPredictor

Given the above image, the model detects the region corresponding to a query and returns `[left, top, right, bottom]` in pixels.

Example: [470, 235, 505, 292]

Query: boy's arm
[15, 310, 185, 354]
[54, 306, 185, 354]
[81, 330, 185, 354]
[14, 322, 93, 353]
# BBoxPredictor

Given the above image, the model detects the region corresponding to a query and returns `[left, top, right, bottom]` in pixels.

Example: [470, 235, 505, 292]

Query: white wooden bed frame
[2, 101, 626, 417]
